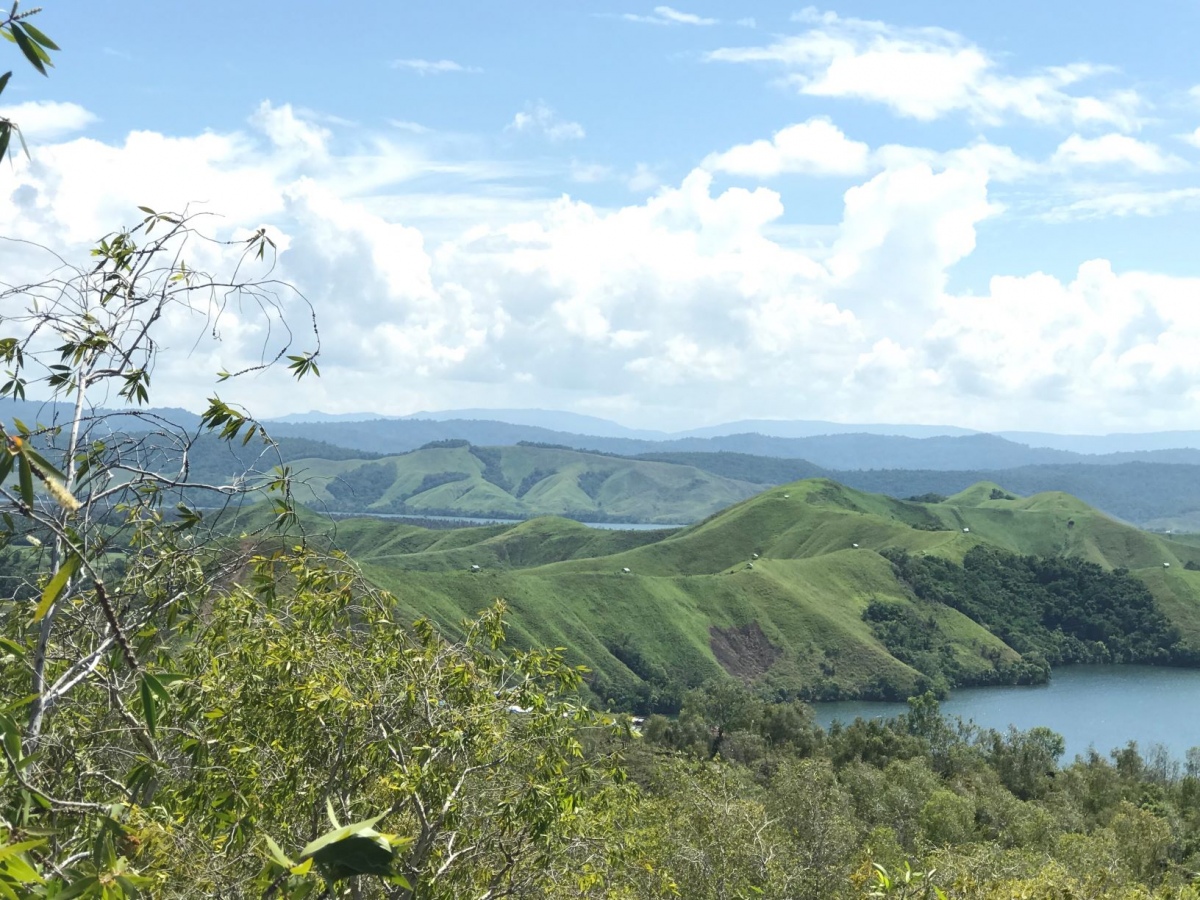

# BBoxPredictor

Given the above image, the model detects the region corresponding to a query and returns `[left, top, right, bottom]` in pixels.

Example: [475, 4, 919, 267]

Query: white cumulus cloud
[702, 117, 870, 178]
[3, 103, 1200, 432]
[0, 100, 97, 140]
[708, 9, 1142, 130]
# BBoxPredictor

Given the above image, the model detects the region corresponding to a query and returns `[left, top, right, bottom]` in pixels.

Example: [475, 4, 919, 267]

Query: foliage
[0, 3, 59, 165]
[0, 206, 326, 894]
[175, 558, 626, 898]
[636, 688, 1200, 900]
[0, 177, 636, 897]
[324, 460, 400, 507]
[469, 446, 512, 492]
[886, 547, 1187, 666]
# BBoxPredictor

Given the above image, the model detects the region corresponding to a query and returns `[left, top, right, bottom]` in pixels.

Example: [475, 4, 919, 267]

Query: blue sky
[5, 2, 1200, 432]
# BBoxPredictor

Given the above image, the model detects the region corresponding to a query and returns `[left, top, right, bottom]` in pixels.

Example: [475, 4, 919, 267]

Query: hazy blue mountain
[399, 408, 670, 439]
[12, 395, 1200, 468]
[259, 407, 1200, 454]
[273, 409, 979, 440]
[264, 419, 1081, 470]
[267, 411, 404, 424]
[0, 399, 203, 431]
[998, 430, 1200, 454]
[676, 419, 978, 439]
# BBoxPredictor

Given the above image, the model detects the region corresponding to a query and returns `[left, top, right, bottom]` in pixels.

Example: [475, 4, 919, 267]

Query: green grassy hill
[281, 443, 762, 524]
[293, 478, 1200, 711]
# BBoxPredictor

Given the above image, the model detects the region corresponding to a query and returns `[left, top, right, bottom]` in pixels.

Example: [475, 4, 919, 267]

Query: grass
[283, 444, 762, 523]
[281, 477, 1200, 706]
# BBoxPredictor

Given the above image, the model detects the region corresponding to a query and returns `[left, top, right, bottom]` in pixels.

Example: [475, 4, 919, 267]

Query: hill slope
[300, 478, 1200, 711]
[282, 443, 762, 524]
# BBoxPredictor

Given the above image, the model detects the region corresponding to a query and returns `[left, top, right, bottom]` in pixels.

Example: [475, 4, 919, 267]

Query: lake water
[812, 665, 1200, 762]
[329, 511, 684, 531]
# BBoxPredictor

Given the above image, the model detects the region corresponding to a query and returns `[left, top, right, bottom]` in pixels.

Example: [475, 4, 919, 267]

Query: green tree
[918, 789, 976, 848]
[985, 726, 1065, 801]
[768, 758, 858, 900]
[0, 208, 321, 895]
[679, 678, 764, 759]
[175, 559, 627, 898]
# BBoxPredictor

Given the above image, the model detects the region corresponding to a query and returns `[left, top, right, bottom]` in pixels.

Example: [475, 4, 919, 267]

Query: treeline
[884, 547, 1195, 670]
[616, 682, 1200, 899]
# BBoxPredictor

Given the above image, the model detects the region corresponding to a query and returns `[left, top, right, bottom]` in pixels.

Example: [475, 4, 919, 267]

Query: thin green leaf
[143, 672, 172, 704]
[0, 123, 10, 162]
[290, 857, 314, 875]
[264, 834, 294, 869]
[0, 712, 22, 764]
[140, 674, 157, 737]
[0, 835, 43, 864]
[34, 551, 80, 622]
[0, 694, 38, 713]
[0, 71, 12, 95]
[47, 875, 98, 900]
[20, 443, 67, 482]
[0, 862, 36, 888]
[9, 23, 46, 74]
[300, 814, 386, 859]
[19, 22, 59, 51]
[17, 455, 33, 509]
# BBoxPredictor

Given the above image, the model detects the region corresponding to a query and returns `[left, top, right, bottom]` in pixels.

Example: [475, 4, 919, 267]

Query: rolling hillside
[281, 478, 1200, 712]
[282, 442, 762, 524]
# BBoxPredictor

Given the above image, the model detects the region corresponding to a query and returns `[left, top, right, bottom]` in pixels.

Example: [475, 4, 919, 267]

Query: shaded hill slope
[282, 443, 762, 524]
[298, 479, 1200, 711]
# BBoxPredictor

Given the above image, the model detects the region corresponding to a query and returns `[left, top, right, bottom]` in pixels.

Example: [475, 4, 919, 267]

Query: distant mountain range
[264, 419, 1200, 472]
[265, 407, 1200, 453]
[10, 397, 1200, 528]
[9, 398, 1200, 458]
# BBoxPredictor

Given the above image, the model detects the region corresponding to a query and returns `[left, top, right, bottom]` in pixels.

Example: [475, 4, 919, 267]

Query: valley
[262, 476, 1200, 713]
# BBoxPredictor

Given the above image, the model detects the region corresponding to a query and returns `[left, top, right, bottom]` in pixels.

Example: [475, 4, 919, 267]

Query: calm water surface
[332, 512, 683, 531]
[812, 666, 1200, 761]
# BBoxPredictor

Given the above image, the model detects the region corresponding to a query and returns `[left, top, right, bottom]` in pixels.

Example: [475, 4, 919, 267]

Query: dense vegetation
[887, 548, 1193, 668]
[625, 684, 1200, 900]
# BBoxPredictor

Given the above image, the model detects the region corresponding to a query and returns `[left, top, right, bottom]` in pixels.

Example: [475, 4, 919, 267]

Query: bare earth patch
[709, 621, 781, 679]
